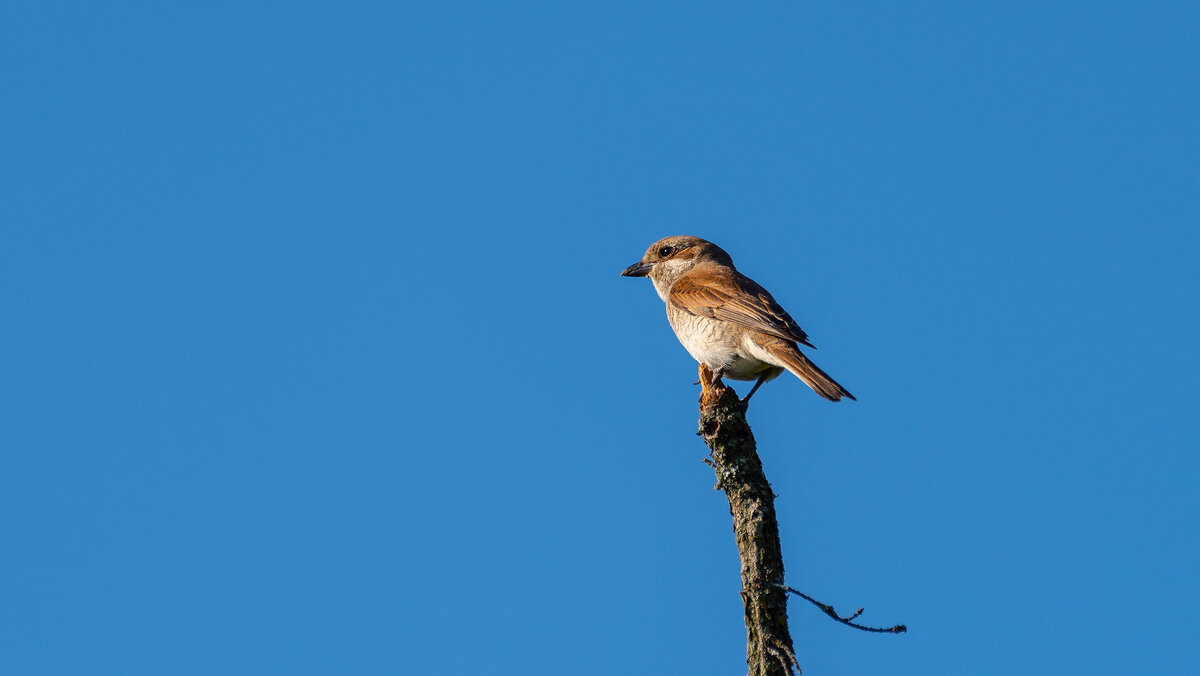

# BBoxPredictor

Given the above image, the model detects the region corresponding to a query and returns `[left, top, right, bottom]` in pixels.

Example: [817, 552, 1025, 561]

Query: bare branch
[697, 380, 905, 674]
[698, 385, 796, 675]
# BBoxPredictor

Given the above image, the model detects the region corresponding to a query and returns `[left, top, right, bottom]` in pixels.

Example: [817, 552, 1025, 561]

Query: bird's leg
[741, 374, 770, 405]
[711, 367, 725, 388]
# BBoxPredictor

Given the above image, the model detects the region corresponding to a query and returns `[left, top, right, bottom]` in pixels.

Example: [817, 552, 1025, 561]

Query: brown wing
[668, 266, 816, 348]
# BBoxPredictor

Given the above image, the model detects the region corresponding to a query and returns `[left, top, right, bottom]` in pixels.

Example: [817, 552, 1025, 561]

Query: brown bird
[621, 236, 855, 404]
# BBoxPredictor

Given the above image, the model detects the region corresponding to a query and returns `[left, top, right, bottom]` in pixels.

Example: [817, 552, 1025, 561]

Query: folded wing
[668, 266, 816, 349]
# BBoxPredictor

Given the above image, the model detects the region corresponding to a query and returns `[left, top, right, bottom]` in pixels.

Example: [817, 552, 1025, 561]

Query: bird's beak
[621, 261, 652, 277]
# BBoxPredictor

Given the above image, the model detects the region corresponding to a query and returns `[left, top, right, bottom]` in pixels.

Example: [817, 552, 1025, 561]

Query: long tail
[761, 339, 856, 402]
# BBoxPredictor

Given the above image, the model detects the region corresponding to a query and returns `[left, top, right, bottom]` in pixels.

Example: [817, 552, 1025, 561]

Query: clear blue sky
[3, 3, 1198, 674]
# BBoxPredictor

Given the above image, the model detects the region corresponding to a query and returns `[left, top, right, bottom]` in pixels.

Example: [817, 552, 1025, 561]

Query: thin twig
[781, 586, 907, 634]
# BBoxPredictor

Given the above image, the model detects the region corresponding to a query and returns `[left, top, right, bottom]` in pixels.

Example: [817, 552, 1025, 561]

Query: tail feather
[762, 340, 856, 402]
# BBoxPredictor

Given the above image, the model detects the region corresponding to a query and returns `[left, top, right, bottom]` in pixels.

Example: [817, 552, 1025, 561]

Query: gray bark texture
[699, 386, 799, 676]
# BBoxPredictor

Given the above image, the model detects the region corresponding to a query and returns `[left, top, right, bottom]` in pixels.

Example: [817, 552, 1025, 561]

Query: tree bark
[699, 385, 798, 676]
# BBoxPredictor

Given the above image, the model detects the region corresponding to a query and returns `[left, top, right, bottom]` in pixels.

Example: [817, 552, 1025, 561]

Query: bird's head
[621, 236, 735, 299]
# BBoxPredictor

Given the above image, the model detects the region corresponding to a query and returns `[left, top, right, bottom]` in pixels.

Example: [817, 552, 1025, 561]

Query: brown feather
[668, 265, 816, 348]
[752, 335, 856, 402]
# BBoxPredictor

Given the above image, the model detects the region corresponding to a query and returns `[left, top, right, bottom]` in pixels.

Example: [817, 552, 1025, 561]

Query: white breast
[665, 305, 779, 381]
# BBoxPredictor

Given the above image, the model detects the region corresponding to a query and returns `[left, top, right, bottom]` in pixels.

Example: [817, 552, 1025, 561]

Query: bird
[621, 236, 855, 404]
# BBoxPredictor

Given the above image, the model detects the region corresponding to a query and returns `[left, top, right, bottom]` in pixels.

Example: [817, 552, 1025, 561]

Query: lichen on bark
[699, 386, 798, 676]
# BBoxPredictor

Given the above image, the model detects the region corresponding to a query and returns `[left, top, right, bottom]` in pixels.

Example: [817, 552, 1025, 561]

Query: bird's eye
[659, 246, 673, 257]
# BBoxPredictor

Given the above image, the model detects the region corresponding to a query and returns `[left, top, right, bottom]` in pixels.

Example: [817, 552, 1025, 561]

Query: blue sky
[3, 2, 1198, 674]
